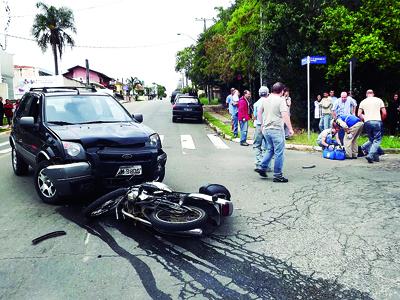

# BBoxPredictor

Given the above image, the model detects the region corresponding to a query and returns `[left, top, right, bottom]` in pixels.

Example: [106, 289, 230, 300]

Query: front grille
[85, 146, 158, 179]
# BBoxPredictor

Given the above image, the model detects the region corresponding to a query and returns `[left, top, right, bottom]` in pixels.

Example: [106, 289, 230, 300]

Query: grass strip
[200, 97, 220, 105]
[289, 131, 400, 149]
[204, 112, 234, 138]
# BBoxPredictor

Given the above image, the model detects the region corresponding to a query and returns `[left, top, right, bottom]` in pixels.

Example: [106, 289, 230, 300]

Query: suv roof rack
[29, 86, 97, 94]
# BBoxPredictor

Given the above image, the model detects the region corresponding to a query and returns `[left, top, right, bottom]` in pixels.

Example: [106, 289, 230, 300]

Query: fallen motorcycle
[83, 182, 233, 236]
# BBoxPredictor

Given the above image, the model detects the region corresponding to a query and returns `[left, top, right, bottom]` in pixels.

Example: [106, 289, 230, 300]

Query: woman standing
[314, 94, 322, 132]
[0, 97, 4, 127]
[4, 99, 14, 128]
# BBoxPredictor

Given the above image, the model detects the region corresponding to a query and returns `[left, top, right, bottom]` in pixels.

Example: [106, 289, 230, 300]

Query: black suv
[10, 87, 167, 203]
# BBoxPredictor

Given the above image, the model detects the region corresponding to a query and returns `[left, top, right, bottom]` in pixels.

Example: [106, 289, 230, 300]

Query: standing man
[238, 90, 252, 146]
[283, 88, 292, 139]
[230, 90, 240, 138]
[332, 91, 357, 119]
[320, 92, 332, 130]
[387, 93, 399, 135]
[329, 90, 338, 104]
[0, 97, 4, 127]
[226, 88, 235, 111]
[256, 82, 294, 183]
[358, 89, 387, 163]
[253, 86, 269, 170]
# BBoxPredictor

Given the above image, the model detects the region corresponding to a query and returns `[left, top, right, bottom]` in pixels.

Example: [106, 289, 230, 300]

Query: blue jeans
[362, 121, 383, 160]
[239, 120, 248, 143]
[253, 125, 269, 168]
[232, 113, 238, 135]
[260, 128, 285, 177]
[321, 114, 331, 130]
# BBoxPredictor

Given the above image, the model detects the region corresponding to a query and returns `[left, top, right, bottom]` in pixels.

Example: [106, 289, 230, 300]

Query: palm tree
[31, 2, 76, 75]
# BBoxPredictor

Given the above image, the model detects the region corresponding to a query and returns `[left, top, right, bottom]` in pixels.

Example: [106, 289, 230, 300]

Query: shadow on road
[57, 203, 372, 300]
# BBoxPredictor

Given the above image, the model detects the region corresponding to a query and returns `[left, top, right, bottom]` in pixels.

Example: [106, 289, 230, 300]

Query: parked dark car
[9, 87, 167, 204]
[172, 96, 203, 123]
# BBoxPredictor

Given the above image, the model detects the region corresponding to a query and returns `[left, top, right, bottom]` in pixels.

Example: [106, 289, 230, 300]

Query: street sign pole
[301, 55, 326, 140]
[307, 56, 310, 140]
[349, 60, 352, 93]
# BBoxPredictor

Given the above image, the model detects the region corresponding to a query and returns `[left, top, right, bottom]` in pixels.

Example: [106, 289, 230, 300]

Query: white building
[0, 49, 14, 99]
[13, 65, 84, 98]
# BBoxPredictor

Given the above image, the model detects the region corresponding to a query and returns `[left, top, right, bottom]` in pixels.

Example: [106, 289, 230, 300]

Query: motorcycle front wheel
[148, 205, 207, 232]
[84, 188, 129, 218]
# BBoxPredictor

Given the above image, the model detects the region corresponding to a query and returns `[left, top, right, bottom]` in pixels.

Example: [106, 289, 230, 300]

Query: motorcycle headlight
[62, 141, 81, 157]
[149, 133, 160, 147]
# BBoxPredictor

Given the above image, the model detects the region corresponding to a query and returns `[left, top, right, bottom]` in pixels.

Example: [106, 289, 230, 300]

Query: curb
[204, 117, 400, 154]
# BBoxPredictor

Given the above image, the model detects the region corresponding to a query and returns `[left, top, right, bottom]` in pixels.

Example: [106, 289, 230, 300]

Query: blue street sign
[301, 56, 327, 65]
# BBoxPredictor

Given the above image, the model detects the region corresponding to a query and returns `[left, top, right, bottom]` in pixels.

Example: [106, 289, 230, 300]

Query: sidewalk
[203, 107, 399, 153]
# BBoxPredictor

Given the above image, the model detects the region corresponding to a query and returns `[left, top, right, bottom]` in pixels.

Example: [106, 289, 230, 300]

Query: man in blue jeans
[256, 82, 294, 182]
[229, 90, 240, 138]
[358, 89, 387, 163]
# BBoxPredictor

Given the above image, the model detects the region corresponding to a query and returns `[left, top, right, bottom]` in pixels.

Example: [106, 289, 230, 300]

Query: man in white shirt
[358, 89, 387, 163]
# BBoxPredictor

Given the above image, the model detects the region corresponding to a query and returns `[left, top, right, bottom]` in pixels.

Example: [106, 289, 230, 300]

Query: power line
[10, 0, 126, 18]
[0, 33, 183, 49]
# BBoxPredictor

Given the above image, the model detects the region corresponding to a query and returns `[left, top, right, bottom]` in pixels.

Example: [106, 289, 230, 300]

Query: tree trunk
[52, 43, 59, 75]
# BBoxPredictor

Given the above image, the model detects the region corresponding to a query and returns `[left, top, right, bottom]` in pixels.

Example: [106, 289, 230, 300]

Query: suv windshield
[177, 97, 199, 104]
[45, 95, 132, 124]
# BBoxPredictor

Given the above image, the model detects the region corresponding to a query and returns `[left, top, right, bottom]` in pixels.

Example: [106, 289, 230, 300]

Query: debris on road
[32, 230, 67, 245]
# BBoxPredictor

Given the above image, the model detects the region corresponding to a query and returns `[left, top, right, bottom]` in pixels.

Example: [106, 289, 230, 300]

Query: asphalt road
[0, 99, 399, 299]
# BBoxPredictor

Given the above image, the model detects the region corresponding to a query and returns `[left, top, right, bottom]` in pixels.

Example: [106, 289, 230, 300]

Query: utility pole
[195, 17, 213, 32]
[85, 59, 90, 86]
[196, 17, 213, 103]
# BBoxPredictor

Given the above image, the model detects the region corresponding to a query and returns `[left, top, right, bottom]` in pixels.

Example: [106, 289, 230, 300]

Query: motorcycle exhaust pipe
[121, 209, 152, 226]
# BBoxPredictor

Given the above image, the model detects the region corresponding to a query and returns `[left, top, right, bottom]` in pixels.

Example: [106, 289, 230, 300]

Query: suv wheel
[34, 161, 61, 204]
[11, 147, 29, 176]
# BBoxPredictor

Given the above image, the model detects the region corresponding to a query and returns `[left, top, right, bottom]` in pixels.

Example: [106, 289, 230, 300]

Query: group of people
[316, 89, 387, 163]
[0, 97, 16, 128]
[226, 83, 294, 183]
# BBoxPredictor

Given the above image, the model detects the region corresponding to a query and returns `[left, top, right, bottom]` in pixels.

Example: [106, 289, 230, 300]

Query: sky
[1, 0, 233, 93]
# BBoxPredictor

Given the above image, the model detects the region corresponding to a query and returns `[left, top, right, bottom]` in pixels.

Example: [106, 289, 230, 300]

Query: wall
[0, 50, 14, 99]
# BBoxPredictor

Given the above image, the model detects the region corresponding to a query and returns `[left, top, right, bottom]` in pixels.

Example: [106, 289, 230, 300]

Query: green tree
[31, 2, 76, 75]
[156, 84, 167, 99]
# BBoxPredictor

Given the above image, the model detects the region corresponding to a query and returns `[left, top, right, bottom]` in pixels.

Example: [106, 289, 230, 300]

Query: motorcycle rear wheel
[84, 188, 129, 218]
[148, 205, 207, 232]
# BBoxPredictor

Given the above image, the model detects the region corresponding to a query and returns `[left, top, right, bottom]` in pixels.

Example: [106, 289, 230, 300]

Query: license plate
[184, 108, 192, 111]
[116, 165, 142, 176]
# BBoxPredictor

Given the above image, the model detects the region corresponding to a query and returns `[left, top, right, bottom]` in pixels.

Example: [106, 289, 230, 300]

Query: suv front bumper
[44, 162, 93, 196]
[44, 151, 168, 196]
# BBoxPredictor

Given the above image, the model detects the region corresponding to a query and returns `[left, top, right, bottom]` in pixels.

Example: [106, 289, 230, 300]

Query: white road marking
[0, 141, 9, 147]
[0, 148, 11, 154]
[207, 134, 230, 149]
[181, 135, 196, 150]
[159, 135, 164, 144]
[84, 232, 91, 245]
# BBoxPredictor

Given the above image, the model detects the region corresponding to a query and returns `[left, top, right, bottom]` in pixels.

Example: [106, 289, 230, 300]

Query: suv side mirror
[19, 116, 35, 127]
[132, 114, 143, 123]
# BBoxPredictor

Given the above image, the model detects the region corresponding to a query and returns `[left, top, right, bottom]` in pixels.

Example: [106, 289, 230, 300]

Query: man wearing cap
[253, 86, 270, 170]
[358, 89, 387, 163]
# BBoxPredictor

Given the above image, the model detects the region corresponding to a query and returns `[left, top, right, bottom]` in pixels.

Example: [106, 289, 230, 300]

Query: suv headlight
[62, 141, 82, 157]
[149, 133, 160, 147]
